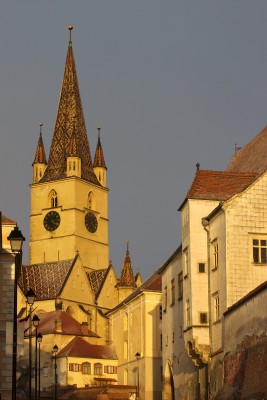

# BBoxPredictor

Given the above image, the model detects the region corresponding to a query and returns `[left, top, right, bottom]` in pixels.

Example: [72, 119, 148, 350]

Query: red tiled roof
[32, 310, 99, 337]
[227, 125, 267, 175]
[1, 215, 16, 224]
[57, 336, 117, 359]
[179, 170, 257, 208]
[19, 257, 77, 300]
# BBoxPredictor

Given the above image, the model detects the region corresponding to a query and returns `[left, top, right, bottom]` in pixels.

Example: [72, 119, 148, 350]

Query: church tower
[30, 26, 109, 270]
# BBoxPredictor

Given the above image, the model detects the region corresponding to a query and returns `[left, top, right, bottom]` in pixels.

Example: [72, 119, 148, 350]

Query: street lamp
[32, 314, 40, 400]
[7, 225, 25, 400]
[52, 345, 58, 400]
[135, 352, 141, 399]
[37, 333, 42, 400]
[26, 288, 36, 400]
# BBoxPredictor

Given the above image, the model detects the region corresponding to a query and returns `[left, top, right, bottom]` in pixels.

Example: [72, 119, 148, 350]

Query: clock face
[43, 211, 61, 232]
[85, 212, 98, 233]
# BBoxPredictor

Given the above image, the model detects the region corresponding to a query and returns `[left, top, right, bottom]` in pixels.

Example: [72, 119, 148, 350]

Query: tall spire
[40, 26, 99, 185]
[32, 124, 47, 165]
[116, 242, 137, 288]
[93, 127, 107, 169]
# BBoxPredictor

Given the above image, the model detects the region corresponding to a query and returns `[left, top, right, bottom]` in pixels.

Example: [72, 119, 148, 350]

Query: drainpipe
[202, 217, 212, 400]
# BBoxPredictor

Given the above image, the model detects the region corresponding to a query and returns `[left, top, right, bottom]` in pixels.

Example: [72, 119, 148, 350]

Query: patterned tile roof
[31, 310, 99, 337]
[93, 128, 107, 169]
[32, 131, 47, 165]
[57, 336, 118, 359]
[116, 245, 137, 288]
[40, 30, 99, 185]
[179, 170, 257, 210]
[227, 125, 267, 175]
[87, 269, 108, 297]
[19, 257, 76, 300]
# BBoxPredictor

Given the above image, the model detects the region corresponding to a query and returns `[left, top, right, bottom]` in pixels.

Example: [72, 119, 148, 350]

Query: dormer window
[88, 192, 95, 210]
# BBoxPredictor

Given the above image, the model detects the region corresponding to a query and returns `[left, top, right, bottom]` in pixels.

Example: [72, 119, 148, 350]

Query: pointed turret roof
[93, 127, 107, 169]
[32, 124, 47, 165]
[116, 242, 137, 288]
[40, 26, 99, 185]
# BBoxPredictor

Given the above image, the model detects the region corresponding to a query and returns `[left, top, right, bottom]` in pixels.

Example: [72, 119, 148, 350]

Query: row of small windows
[48, 190, 95, 210]
[69, 362, 117, 375]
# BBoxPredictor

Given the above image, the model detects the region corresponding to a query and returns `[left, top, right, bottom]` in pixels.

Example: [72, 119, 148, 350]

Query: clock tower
[30, 26, 109, 270]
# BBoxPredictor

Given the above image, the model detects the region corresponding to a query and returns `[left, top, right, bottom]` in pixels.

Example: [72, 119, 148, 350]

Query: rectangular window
[199, 263, 205, 273]
[253, 239, 267, 264]
[185, 299, 190, 327]
[163, 286, 167, 312]
[213, 294, 220, 322]
[159, 305, 162, 320]
[94, 363, 103, 375]
[104, 365, 117, 374]
[212, 241, 219, 269]
[170, 279, 175, 306]
[69, 363, 80, 372]
[200, 312, 208, 324]
[183, 249, 189, 277]
[178, 272, 183, 300]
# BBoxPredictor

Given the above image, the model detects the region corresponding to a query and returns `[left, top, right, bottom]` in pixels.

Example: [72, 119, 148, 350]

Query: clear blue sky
[0, 1, 266, 279]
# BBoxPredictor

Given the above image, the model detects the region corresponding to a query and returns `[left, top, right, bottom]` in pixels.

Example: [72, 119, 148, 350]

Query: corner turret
[32, 124, 47, 183]
[116, 242, 137, 302]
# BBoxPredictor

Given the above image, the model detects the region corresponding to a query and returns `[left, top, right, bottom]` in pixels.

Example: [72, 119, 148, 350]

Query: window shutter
[114, 367, 117, 374]
[104, 366, 108, 373]
[69, 364, 73, 371]
[79, 364, 82, 372]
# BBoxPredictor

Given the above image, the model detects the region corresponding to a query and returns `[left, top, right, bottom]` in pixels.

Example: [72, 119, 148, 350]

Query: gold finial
[68, 25, 73, 44]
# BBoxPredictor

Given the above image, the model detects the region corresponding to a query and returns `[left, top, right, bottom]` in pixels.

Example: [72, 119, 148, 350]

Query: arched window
[94, 363, 103, 375]
[49, 190, 58, 208]
[88, 191, 95, 210]
[124, 340, 128, 360]
[82, 362, 91, 375]
[124, 369, 128, 385]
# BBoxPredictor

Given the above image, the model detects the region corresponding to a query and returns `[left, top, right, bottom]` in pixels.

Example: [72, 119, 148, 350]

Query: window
[88, 191, 95, 210]
[212, 240, 219, 269]
[159, 305, 162, 320]
[104, 365, 117, 374]
[183, 248, 189, 277]
[49, 190, 58, 208]
[253, 239, 267, 264]
[82, 362, 91, 375]
[199, 263, 205, 273]
[185, 299, 190, 327]
[213, 294, 220, 322]
[94, 363, 103, 375]
[163, 286, 167, 312]
[200, 312, 208, 324]
[170, 279, 175, 306]
[69, 363, 80, 372]
[178, 272, 183, 300]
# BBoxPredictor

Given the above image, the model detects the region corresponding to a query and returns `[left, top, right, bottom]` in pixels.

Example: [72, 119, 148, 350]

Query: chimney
[55, 318, 62, 333]
[81, 322, 89, 335]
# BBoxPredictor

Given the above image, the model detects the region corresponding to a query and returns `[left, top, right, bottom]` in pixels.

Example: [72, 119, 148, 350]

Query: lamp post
[7, 225, 25, 400]
[26, 288, 36, 400]
[52, 345, 58, 400]
[32, 314, 40, 400]
[135, 352, 141, 399]
[37, 333, 42, 400]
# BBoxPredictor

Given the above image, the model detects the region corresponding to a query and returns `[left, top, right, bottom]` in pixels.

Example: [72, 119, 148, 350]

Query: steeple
[32, 124, 47, 183]
[93, 126, 107, 187]
[117, 242, 137, 288]
[40, 26, 99, 185]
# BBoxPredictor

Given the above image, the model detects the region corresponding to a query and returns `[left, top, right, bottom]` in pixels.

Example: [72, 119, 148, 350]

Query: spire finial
[126, 241, 129, 255]
[39, 123, 43, 136]
[68, 25, 73, 45]
[97, 126, 101, 139]
[196, 162, 200, 171]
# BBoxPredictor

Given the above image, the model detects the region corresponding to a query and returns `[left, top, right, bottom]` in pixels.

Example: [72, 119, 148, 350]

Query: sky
[0, 1, 266, 280]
